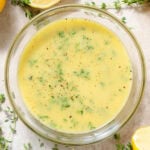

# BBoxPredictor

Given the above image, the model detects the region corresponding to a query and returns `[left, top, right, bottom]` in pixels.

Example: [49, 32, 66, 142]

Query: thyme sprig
[0, 94, 5, 104]
[0, 93, 18, 149]
[11, 0, 41, 19]
[114, 133, 133, 150]
[86, 0, 150, 10]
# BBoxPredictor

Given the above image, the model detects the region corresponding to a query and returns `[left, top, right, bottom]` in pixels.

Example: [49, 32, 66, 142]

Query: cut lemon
[0, 0, 6, 12]
[29, 0, 61, 9]
[131, 126, 150, 150]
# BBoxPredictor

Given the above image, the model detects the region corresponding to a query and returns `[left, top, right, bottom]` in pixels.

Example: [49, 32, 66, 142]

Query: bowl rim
[5, 4, 146, 145]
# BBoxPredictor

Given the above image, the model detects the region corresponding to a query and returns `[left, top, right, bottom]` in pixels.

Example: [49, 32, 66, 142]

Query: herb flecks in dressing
[18, 19, 132, 133]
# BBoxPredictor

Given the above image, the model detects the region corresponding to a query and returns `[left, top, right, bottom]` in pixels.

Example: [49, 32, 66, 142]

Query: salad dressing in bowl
[18, 18, 132, 133]
[6, 5, 144, 145]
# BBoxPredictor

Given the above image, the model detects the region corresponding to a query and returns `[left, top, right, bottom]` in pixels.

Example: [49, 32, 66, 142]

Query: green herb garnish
[0, 94, 5, 104]
[114, 0, 121, 10]
[52, 144, 59, 150]
[114, 133, 133, 150]
[88, 122, 96, 130]
[121, 17, 127, 24]
[11, 0, 40, 19]
[101, 2, 107, 9]
[58, 31, 65, 38]
[73, 69, 90, 79]
[24, 142, 32, 150]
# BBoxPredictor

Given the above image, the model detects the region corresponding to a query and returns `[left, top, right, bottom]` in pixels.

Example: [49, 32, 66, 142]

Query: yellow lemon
[29, 0, 61, 9]
[132, 126, 150, 150]
[0, 0, 6, 12]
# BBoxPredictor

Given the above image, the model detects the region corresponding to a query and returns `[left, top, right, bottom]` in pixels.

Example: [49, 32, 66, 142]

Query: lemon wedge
[131, 126, 150, 150]
[0, 0, 6, 12]
[29, 0, 60, 9]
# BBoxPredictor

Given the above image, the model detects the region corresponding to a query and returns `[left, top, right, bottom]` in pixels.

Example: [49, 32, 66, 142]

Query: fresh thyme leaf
[11, 0, 30, 6]
[114, 133, 121, 140]
[0, 128, 2, 135]
[91, 1, 96, 6]
[101, 2, 107, 9]
[4, 107, 18, 135]
[40, 142, 44, 147]
[114, 133, 133, 150]
[22, 0, 31, 5]
[11, 0, 41, 19]
[25, 8, 33, 19]
[116, 143, 133, 150]
[9, 125, 16, 134]
[24, 142, 32, 150]
[121, 17, 127, 24]
[73, 69, 90, 79]
[0, 94, 5, 104]
[52, 144, 59, 150]
[0, 136, 9, 150]
[114, 0, 121, 10]
[122, 0, 149, 5]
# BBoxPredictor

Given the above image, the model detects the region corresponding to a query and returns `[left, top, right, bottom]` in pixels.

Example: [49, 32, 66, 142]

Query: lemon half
[29, 0, 61, 9]
[0, 0, 6, 12]
[132, 126, 150, 150]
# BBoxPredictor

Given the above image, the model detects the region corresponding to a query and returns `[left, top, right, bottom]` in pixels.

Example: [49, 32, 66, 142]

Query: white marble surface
[0, 0, 150, 149]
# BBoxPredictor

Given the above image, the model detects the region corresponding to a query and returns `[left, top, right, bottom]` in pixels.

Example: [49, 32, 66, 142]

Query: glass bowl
[5, 4, 145, 145]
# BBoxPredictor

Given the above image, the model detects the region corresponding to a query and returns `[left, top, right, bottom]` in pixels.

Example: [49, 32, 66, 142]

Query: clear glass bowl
[5, 4, 145, 145]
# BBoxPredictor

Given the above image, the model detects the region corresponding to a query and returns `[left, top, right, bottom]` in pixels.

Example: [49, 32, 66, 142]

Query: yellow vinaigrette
[18, 19, 132, 133]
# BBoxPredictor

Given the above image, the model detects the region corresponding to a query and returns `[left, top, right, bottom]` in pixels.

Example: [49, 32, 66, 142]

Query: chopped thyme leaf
[114, 133, 121, 140]
[63, 118, 68, 122]
[122, 0, 146, 5]
[71, 31, 76, 35]
[38, 115, 49, 120]
[9, 125, 16, 134]
[88, 122, 96, 130]
[38, 76, 44, 83]
[25, 8, 33, 19]
[52, 144, 59, 150]
[77, 109, 84, 115]
[85, 106, 93, 113]
[24, 142, 32, 150]
[28, 59, 37, 66]
[87, 45, 94, 50]
[101, 2, 107, 9]
[40, 142, 44, 147]
[114, 133, 133, 150]
[60, 97, 70, 109]
[11, 0, 30, 6]
[0, 94, 5, 104]
[91, 1, 96, 6]
[114, 0, 121, 10]
[0, 136, 10, 150]
[100, 82, 105, 87]
[121, 17, 127, 24]
[104, 40, 110, 45]
[58, 31, 65, 38]
[55, 63, 64, 82]
[116, 142, 132, 150]
[11, 0, 41, 19]
[28, 75, 33, 80]
[73, 69, 90, 79]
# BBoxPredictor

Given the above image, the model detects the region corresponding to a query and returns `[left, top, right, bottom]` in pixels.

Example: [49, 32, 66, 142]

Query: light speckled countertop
[0, 1, 150, 149]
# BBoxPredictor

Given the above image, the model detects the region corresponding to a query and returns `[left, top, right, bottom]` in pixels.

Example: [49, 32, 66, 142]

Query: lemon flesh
[132, 126, 150, 150]
[0, 0, 6, 12]
[29, 0, 60, 9]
